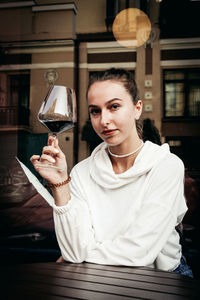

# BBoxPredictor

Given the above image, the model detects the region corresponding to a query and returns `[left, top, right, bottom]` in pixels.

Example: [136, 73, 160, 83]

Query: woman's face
[87, 80, 142, 147]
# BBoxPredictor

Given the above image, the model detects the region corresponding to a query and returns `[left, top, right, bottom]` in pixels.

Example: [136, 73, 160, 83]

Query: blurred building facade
[0, 0, 200, 181]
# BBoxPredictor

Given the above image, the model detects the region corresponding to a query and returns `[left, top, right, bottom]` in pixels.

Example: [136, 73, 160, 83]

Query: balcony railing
[0, 106, 29, 126]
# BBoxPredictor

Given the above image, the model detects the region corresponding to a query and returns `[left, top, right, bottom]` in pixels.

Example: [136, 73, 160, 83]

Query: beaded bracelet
[46, 175, 71, 189]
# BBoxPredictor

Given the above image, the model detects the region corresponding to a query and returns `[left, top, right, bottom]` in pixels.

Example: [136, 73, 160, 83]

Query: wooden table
[1, 262, 199, 299]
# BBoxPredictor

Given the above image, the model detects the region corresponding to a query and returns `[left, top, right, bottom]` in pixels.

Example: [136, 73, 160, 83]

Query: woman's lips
[102, 129, 117, 136]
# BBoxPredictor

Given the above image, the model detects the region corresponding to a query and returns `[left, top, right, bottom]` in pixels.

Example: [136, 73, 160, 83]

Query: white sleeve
[86, 156, 188, 266]
[53, 167, 96, 263]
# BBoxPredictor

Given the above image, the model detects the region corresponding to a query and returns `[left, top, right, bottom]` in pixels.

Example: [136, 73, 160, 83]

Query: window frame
[163, 68, 200, 120]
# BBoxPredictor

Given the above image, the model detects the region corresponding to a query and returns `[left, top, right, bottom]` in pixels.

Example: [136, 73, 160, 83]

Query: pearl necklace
[108, 141, 144, 158]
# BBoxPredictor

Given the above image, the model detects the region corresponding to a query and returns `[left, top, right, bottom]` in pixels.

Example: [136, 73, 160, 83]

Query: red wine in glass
[41, 120, 74, 135]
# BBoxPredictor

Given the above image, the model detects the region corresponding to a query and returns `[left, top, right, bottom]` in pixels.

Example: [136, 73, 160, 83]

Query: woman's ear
[135, 100, 143, 119]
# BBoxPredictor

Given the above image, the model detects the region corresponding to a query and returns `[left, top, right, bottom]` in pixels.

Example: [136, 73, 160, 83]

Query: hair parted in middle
[87, 68, 140, 105]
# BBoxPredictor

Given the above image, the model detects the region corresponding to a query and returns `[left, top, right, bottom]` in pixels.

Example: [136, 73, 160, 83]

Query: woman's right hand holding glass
[30, 136, 68, 186]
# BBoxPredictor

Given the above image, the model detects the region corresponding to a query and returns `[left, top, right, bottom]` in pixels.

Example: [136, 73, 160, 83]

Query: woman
[31, 68, 192, 277]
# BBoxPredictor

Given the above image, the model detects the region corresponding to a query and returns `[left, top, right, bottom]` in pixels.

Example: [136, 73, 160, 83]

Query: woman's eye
[90, 108, 100, 115]
[111, 103, 120, 110]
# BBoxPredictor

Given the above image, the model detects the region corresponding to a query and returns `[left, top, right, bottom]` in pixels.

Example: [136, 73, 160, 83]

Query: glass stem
[51, 133, 57, 147]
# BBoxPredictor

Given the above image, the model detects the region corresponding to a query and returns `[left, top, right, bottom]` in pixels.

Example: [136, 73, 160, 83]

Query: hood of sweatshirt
[89, 141, 170, 189]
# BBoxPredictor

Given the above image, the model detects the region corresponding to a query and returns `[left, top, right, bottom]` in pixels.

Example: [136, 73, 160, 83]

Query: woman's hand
[30, 136, 68, 184]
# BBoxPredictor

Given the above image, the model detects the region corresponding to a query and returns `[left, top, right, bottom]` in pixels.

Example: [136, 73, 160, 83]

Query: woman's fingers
[30, 137, 68, 177]
[40, 154, 56, 163]
[48, 136, 56, 146]
[42, 145, 65, 162]
[30, 155, 43, 170]
[30, 154, 55, 165]
[54, 140, 66, 159]
[42, 145, 59, 156]
[30, 155, 40, 164]
[47, 137, 65, 159]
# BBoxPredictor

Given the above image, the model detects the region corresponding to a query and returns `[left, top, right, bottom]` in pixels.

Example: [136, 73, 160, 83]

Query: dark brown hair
[87, 68, 142, 138]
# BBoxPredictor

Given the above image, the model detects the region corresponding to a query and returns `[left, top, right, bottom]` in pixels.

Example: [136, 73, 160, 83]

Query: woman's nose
[100, 110, 110, 126]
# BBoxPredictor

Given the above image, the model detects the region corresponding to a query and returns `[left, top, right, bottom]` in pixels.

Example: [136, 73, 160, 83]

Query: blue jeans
[173, 256, 193, 278]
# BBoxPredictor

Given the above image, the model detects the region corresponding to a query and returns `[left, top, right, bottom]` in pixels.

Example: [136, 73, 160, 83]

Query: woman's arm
[31, 138, 96, 263]
[53, 167, 96, 263]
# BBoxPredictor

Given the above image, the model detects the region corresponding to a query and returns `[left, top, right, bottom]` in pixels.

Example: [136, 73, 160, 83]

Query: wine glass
[36, 85, 76, 169]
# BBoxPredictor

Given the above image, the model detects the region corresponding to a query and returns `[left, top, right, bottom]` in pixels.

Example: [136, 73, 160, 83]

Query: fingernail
[54, 149, 59, 153]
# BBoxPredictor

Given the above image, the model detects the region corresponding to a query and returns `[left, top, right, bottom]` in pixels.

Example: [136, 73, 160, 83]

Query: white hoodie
[53, 141, 187, 271]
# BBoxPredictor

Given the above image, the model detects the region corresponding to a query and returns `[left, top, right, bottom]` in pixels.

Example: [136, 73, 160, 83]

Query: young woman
[31, 68, 192, 277]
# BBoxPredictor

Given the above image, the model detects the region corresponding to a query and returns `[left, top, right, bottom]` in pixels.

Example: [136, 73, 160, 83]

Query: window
[163, 69, 200, 118]
[0, 72, 30, 126]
